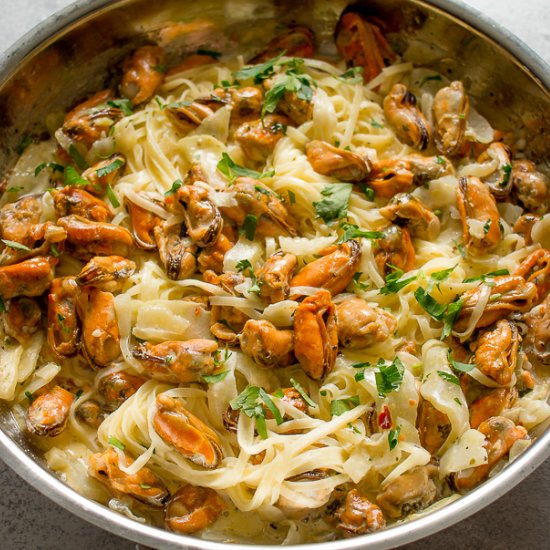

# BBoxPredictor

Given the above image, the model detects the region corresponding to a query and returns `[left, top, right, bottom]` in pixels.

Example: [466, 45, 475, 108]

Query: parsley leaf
[359, 184, 375, 201]
[236, 258, 262, 293]
[463, 269, 510, 285]
[414, 287, 448, 320]
[436, 155, 446, 165]
[68, 144, 89, 170]
[352, 272, 369, 290]
[379, 265, 417, 295]
[229, 385, 282, 439]
[314, 183, 352, 223]
[63, 166, 88, 187]
[108, 98, 134, 116]
[388, 425, 401, 450]
[262, 71, 314, 119]
[339, 66, 364, 83]
[241, 214, 258, 241]
[337, 222, 384, 244]
[233, 52, 285, 83]
[288, 190, 296, 204]
[483, 219, 492, 234]
[217, 153, 274, 182]
[108, 436, 126, 451]
[447, 350, 474, 373]
[202, 370, 229, 385]
[35, 162, 64, 177]
[96, 158, 124, 178]
[330, 396, 360, 416]
[105, 184, 120, 208]
[1, 239, 31, 252]
[0, 296, 5, 313]
[164, 179, 183, 197]
[289, 378, 316, 407]
[441, 298, 463, 340]
[370, 119, 384, 129]
[426, 266, 456, 293]
[15, 134, 33, 155]
[375, 357, 405, 398]
[500, 163, 512, 187]
[437, 370, 460, 385]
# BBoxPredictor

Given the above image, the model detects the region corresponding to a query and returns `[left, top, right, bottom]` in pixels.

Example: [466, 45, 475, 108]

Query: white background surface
[0, 1, 548, 549]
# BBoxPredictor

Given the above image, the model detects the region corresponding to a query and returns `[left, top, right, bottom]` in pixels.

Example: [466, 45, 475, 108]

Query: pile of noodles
[1, 55, 549, 544]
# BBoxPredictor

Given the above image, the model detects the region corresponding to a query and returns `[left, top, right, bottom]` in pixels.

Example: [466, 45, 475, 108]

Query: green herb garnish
[375, 357, 405, 398]
[447, 350, 474, 373]
[289, 378, 316, 407]
[105, 184, 120, 208]
[379, 265, 417, 295]
[108, 436, 126, 451]
[68, 144, 89, 170]
[217, 152, 274, 182]
[330, 395, 360, 416]
[388, 425, 401, 450]
[164, 179, 183, 196]
[437, 371, 460, 385]
[96, 158, 124, 178]
[314, 183, 352, 223]
[35, 162, 65, 177]
[63, 166, 88, 187]
[1, 239, 31, 252]
[337, 222, 384, 244]
[241, 214, 258, 241]
[108, 99, 134, 116]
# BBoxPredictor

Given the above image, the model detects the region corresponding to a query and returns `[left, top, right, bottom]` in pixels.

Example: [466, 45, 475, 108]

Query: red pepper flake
[378, 405, 392, 429]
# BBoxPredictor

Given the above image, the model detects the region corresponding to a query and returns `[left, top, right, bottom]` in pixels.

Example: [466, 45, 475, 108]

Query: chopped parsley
[435, 155, 446, 165]
[96, 158, 124, 178]
[437, 370, 460, 385]
[379, 265, 417, 295]
[415, 287, 463, 340]
[500, 163, 512, 187]
[229, 385, 283, 439]
[288, 190, 296, 204]
[75, 389, 84, 399]
[154, 64, 167, 73]
[352, 272, 369, 290]
[25, 391, 35, 403]
[68, 144, 89, 170]
[164, 179, 183, 196]
[426, 266, 456, 293]
[314, 183, 352, 223]
[236, 258, 261, 293]
[370, 119, 384, 129]
[0, 296, 5, 313]
[108, 436, 126, 451]
[388, 425, 401, 450]
[63, 166, 88, 187]
[463, 269, 509, 286]
[447, 350, 474, 373]
[233, 52, 285, 83]
[241, 214, 258, 241]
[15, 134, 33, 155]
[217, 152, 274, 182]
[35, 162, 64, 177]
[337, 222, 384, 244]
[453, 397, 462, 405]
[50, 243, 59, 258]
[483, 219, 492, 234]
[360, 184, 375, 201]
[375, 357, 405, 398]
[339, 66, 364, 83]
[289, 378, 316, 407]
[202, 370, 230, 384]
[330, 395, 360, 416]
[139, 484, 153, 490]
[1, 239, 31, 252]
[105, 184, 120, 208]
[6, 186, 24, 193]
[108, 98, 134, 116]
[262, 69, 314, 120]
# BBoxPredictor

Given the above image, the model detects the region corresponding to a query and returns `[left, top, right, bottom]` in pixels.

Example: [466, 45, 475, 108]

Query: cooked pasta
[1, 11, 549, 545]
